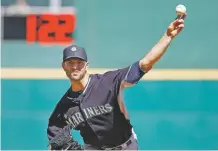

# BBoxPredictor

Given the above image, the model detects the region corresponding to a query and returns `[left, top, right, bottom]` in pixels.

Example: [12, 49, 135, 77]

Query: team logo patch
[71, 47, 77, 52]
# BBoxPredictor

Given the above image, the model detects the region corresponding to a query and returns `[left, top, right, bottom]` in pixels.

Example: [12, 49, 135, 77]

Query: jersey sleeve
[117, 61, 145, 84]
[104, 61, 146, 94]
[47, 101, 69, 141]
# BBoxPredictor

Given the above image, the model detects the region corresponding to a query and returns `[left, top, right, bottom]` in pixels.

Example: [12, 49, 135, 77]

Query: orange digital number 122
[26, 14, 76, 45]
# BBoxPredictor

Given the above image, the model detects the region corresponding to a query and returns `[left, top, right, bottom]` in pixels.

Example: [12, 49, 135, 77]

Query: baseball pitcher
[47, 13, 187, 150]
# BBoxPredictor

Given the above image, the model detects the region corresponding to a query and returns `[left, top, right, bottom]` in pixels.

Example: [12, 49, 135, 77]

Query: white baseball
[176, 4, 187, 16]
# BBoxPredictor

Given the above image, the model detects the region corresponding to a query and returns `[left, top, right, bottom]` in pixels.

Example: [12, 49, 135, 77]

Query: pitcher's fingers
[178, 24, 184, 28]
[172, 19, 179, 25]
[175, 15, 183, 20]
[175, 23, 184, 29]
[181, 13, 187, 20]
[173, 19, 184, 27]
[176, 25, 184, 34]
[175, 13, 187, 20]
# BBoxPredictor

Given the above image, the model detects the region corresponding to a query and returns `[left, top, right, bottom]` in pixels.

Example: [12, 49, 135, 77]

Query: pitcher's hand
[167, 14, 187, 39]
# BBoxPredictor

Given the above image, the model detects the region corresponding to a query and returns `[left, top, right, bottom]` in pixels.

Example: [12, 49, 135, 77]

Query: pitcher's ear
[62, 62, 65, 70]
[85, 62, 89, 70]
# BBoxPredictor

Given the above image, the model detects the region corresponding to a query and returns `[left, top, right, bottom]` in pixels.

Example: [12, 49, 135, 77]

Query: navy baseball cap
[63, 45, 88, 62]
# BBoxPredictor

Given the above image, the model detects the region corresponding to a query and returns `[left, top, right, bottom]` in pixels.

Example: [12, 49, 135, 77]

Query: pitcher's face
[62, 58, 88, 81]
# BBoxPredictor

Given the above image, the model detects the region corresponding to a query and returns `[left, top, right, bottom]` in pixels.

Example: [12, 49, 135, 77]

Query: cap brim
[63, 56, 87, 62]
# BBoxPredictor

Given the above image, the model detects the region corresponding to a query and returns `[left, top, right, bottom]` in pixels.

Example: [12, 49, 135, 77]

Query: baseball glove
[49, 126, 83, 150]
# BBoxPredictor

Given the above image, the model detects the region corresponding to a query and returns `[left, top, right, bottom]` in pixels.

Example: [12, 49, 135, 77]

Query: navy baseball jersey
[47, 61, 145, 148]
